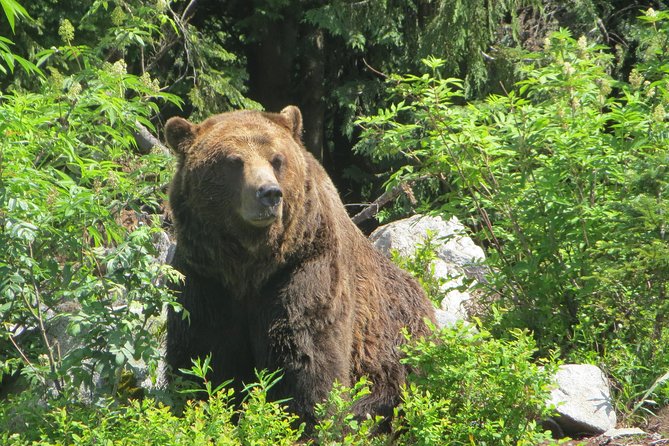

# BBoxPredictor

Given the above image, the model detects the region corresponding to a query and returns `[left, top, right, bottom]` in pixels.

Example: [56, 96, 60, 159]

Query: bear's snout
[256, 183, 283, 208]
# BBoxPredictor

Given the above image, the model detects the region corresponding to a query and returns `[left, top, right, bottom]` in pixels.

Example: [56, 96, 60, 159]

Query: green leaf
[0, 0, 30, 33]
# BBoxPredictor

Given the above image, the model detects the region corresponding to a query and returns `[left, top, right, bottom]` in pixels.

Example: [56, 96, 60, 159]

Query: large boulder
[547, 364, 617, 436]
[370, 214, 486, 326]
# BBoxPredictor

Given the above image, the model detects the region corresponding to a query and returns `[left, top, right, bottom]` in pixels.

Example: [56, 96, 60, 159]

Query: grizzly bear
[164, 106, 435, 428]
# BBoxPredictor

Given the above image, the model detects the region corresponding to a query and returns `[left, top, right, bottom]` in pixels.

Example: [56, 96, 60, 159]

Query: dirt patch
[645, 406, 669, 439]
[551, 407, 669, 445]
[558, 434, 668, 446]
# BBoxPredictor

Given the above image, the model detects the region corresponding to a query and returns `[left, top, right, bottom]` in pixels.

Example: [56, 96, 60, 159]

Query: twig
[8, 334, 47, 385]
[170, 2, 196, 83]
[181, 0, 199, 21]
[145, 0, 197, 81]
[481, 50, 495, 61]
[362, 58, 388, 79]
[26, 242, 63, 394]
[351, 186, 402, 225]
[596, 17, 610, 43]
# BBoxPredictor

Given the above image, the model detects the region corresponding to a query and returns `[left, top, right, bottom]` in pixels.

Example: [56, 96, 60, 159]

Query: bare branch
[26, 242, 63, 393]
[181, 0, 199, 21]
[351, 176, 428, 225]
[351, 186, 402, 225]
[362, 58, 388, 79]
[133, 121, 170, 156]
[8, 334, 47, 385]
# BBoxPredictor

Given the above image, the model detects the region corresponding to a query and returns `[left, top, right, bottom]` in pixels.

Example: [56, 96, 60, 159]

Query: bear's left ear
[279, 105, 303, 141]
[164, 116, 196, 157]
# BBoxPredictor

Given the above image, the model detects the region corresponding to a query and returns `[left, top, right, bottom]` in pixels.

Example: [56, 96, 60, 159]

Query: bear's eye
[224, 154, 244, 166]
[271, 153, 285, 171]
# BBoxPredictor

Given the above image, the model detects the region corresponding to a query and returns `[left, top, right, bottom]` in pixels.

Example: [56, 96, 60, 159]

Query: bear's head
[164, 106, 307, 235]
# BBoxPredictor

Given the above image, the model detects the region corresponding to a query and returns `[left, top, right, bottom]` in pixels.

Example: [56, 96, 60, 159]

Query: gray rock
[547, 364, 617, 435]
[43, 301, 106, 403]
[41, 299, 168, 403]
[45, 300, 83, 359]
[153, 229, 176, 265]
[370, 214, 484, 265]
[370, 214, 486, 326]
[601, 427, 646, 439]
[434, 308, 460, 329]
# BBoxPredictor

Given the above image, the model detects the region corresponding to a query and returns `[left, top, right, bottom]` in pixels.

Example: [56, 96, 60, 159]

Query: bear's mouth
[246, 207, 281, 228]
[249, 216, 277, 227]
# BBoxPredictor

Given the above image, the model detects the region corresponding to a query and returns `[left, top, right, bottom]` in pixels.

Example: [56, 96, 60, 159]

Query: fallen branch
[351, 176, 426, 225]
[351, 186, 402, 225]
[133, 121, 170, 156]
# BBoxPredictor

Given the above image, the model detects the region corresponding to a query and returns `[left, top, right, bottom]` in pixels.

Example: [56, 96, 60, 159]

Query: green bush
[356, 11, 669, 416]
[0, 360, 295, 445]
[398, 323, 556, 445]
[390, 232, 451, 307]
[0, 386, 241, 445]
[1, 324, 556, 445]
[0, 0, 182, 399]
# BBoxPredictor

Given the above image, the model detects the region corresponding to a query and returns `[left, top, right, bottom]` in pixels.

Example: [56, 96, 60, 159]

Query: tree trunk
[299, 27, 326, 161]
[246, 17, 298, 116]
[246, 15, 326, 162]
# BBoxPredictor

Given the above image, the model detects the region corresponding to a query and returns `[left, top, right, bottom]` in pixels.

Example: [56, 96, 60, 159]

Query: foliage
[236, 369, 304, 446]
[1, 375, 241, 445]
[305, 0, 540, 97]
[1, 323, 557, 445]
[0, 0, 181, 400]
[391, 232, 450, 307]
[0, 0, 29, 33]
[399, 322, 557, 445]
[0, 363, 302, 445]
[184, 19, 260, 120]
[313, 378, 386, 445]
[0, 0, 38, 76]
[3, 0, 253, 115]
[356, 10, 669, 417]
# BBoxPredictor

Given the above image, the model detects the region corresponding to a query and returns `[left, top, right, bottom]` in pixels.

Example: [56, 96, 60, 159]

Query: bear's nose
[257, 184, 283, 207]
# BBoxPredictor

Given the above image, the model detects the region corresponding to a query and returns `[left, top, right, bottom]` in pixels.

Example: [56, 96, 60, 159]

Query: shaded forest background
[3, 0, 661, 206]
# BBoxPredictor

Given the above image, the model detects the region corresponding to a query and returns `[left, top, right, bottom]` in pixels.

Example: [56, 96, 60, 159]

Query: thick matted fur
[164, 106, 435, 427]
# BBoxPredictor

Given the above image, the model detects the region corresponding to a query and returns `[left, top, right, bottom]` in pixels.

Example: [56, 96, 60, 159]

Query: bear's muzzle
[256, 183, 283, 208]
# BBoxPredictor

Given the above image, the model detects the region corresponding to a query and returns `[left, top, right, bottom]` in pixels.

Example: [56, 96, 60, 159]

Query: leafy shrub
[0, 383, 240, 445]
[313, 378, 387, 445]
[1, 324, 557, 445]
[0, 360, 297, 445]
[390, 232, 450, 307]
[236, 369, 304, 446]
[0, 0, 182, 400]
[398, 323, 556, 445]
[356, 11, 669, 416]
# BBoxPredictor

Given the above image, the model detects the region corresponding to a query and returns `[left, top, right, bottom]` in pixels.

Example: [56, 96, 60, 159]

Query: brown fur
[164, 106, 435, 428]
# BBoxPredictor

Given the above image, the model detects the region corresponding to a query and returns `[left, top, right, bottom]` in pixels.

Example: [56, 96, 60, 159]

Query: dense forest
[1, 0, 669, 444]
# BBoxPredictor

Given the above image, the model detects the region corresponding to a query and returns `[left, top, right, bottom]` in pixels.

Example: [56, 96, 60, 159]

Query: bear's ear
[164, 116, 196, 156]
[279, 105, 303, 141]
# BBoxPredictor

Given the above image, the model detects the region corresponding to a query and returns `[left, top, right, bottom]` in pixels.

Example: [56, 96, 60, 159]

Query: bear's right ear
[279, 105, 303, 141]
[165, 117, 195, 156]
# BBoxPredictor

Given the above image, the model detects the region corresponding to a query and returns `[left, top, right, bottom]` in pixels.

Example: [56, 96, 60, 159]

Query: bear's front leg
[270, 319, 353, 427]
[250, 256, 355, 428]
[167, 255, 255, 394]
